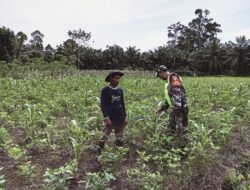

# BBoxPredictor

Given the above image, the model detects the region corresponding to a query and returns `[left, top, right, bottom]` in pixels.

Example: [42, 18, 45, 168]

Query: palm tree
[204, 40, 227, 74]
[80, 47, 103, 69]
[103, 45, 125, 69]
[226, 36, 250, 75]
[124, 46, 141, 69]
[189, 40, 228, 75]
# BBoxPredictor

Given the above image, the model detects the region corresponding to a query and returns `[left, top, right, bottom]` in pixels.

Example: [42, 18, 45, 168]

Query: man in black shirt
[99, 71, 128, 150]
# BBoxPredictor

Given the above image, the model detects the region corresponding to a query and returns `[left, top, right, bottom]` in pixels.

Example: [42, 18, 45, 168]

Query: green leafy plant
[43, 161, 75, 190]
[127, 165, 163, 190]
[84, 171, 116, 190]
[99, 146, 129, 173]
[8, 145, 23, 160]
[0, 167, 5, 189]
[19, 161, 36, 179]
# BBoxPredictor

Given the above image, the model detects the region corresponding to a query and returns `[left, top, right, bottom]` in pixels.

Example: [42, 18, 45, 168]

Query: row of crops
[0, 71, 249, 189]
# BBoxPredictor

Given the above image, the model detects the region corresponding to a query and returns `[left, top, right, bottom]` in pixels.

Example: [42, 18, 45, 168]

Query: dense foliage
[1, 9, 250, 75]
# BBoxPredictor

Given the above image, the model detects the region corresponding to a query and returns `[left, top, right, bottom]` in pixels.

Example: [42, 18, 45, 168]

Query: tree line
[0, 9, 250, 75]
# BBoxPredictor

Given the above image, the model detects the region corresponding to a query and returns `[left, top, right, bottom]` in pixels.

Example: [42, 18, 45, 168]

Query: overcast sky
[1, 0, 250, 51]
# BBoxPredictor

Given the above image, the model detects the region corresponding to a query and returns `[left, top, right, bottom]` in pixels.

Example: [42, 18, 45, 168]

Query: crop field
[0, 71, 249, 190]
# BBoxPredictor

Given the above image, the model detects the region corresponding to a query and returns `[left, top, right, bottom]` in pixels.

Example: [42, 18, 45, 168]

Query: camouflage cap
[158, 65, 168, 71]
[156, 65, 168, 77]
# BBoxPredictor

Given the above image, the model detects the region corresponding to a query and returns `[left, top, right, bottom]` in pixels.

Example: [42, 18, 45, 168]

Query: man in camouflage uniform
[156, 65, 189, 144]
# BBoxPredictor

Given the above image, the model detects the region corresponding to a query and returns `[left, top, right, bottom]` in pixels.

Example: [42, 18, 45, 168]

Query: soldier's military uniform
[157, 66, 189, 143]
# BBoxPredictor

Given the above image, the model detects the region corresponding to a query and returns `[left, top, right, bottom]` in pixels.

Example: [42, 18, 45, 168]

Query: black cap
[105, 71, 124, 82]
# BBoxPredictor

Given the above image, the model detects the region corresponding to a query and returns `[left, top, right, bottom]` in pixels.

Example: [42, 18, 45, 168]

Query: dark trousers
[99, 123, 126, 148]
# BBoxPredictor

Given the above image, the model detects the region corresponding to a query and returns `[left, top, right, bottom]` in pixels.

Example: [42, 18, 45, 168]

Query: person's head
[105, 71, 124, 87]
[156, 65, 170, 80]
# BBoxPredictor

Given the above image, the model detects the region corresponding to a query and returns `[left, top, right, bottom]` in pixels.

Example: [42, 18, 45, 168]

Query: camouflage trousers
[168, 107, 189, 134]
[168, 86, 189, 143]
[99, 123, 126, 148]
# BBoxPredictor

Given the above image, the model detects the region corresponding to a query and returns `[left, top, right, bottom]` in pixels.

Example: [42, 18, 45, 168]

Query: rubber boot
[115, 139, 123, 147]
[98, 141, 105, 154]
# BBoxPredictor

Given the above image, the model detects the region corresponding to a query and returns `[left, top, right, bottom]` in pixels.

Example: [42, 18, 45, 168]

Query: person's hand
[124, 117, 128, 126]
[156, 107, 163, 115]
[156, 108, 165, 117]
[104, 117, 112, 126]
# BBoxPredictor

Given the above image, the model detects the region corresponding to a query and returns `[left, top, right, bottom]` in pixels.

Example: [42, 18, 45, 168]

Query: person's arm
[161, 101, 170, 111]
[100, 88, 109, 118]
[156, 81, 171, 116]
[120, 89, 127, 117]
[100, 88, 112, 126]
[156, 100, 169, 115]
[120, 88, 128, 125]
